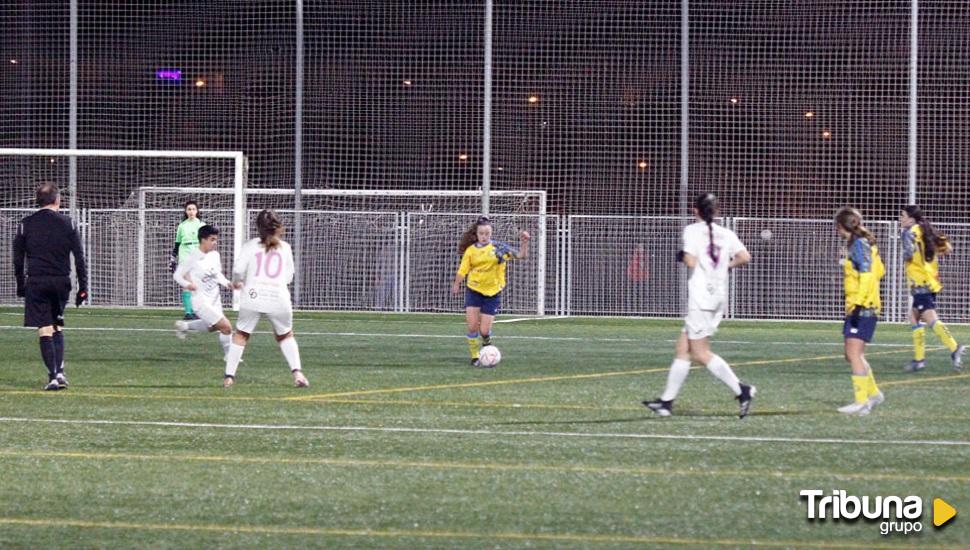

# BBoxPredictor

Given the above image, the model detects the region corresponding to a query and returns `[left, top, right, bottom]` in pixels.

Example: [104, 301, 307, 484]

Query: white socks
[279, 337, 302, 372]
[186, 319, 209, 332]
[225, 343, 244, 378]
[218, 333, 231, 358]
[661, 358, 691, 401]
[705, 354, 741, 396]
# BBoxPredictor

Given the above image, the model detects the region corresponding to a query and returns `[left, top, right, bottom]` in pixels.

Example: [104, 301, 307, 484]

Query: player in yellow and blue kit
[835, 207, 885, 416]
[450, 216, 530, 367]
[899, 205, 964, 372]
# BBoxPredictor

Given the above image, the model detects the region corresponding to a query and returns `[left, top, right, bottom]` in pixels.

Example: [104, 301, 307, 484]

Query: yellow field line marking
[0, 517, 950, 548]
[1, 448, 967, 483]
[880, 373, 970, 387]
[289, 349, 914, 401]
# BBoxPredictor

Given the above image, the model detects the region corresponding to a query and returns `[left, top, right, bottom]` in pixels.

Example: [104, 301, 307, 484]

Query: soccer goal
[136, 187, 549, 314]
[0, 148, 247, 307]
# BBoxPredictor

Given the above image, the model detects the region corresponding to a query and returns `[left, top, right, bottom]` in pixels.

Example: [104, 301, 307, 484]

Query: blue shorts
[465, 288, 501, 316]
[843, 314, 877, 343]
[912, 292, 937, 312]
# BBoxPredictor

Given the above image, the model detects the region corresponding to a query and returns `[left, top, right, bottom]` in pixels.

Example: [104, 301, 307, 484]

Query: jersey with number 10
[233, 238, 295, 313]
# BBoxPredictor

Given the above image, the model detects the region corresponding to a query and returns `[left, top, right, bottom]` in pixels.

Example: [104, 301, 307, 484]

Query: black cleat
[43, 380, 61, 391]
[55, 373, 69, 389]
[470, 358, 481, 367]
[642, 399, 673, 417]
[737, 383, 757, 419]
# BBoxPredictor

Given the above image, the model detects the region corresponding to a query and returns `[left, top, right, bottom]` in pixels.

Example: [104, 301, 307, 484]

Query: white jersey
[234, 238, 295, 313]
[174, 249, 230, 308]
[682, 221, 747, 311]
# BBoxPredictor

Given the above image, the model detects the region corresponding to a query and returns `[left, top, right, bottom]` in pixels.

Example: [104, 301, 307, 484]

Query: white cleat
[952, 345, 966, 372]
[174, 320, 188, 341]
[867, 391, 885, 409]
[837, 401, 872, 416]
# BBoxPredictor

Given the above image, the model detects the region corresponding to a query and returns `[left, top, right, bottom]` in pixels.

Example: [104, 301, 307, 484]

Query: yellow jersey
[457, 241, 517, 297]
[901, 225, 942, 293]
[843, 238, 885, 314]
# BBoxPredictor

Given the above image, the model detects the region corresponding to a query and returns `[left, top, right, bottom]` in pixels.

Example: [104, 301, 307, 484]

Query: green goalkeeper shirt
[175, 218, 206, 263]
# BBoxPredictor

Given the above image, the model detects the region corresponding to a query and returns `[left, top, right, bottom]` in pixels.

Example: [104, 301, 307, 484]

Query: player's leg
[224, 309, 258, 387]
[643, 331, 691, 417]
[921, 304, 964, 371]
[464, 288, 483, 366]
[181, 289, 196, 320]
[24, 278, 60, 390]
[907, 306, 926, 371]
[479, 292, 501, 347]
[839, 313, 879, 415]
[50, 278, 70, 387]
[211, 317, 233, 358]
[269, 309, 307, 387]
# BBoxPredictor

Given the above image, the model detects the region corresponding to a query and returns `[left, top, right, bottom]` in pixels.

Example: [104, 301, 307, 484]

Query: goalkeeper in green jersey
[169, 200, 206, 320]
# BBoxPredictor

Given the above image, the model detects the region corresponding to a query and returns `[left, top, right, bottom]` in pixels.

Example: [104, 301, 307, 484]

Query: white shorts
[236, 306, 293, 336]
[683, 308, 724, 340]
[191, 295, 225, 328]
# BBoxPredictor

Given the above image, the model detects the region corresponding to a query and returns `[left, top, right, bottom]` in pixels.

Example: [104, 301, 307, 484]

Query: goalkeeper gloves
[168, 255, 178, 273]
[75, 290, 88, 308]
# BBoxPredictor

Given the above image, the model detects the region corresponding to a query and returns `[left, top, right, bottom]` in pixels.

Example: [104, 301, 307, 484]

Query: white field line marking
[494, 316, 568, 324]
[1, 417, 967, 447]
[0, 325, 915, 347]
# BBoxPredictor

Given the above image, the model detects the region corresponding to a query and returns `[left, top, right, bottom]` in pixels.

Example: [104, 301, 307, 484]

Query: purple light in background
[156, 69, 182, 81]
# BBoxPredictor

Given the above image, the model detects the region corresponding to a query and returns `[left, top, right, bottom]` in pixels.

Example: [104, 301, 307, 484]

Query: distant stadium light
[804, 111, 815, 118]
[496, 166, 504, 171]
[638, 160, 648, 170]
[402, 79, 412, 86]
[458, 153, 468, 161]
[822, 129, 832, 139]
[195, 79, 206, 88]
[9, 59, 19, 65]
[527, 94, 539, 104]
[729, 97, 739, 104]
[156, 68, 181, 81]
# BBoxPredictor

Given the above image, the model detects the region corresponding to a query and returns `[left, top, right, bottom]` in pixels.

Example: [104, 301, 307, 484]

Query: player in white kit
[642, 193, 756, 418]
[172, 225, 234, 358]
[223, 209, 308, 388]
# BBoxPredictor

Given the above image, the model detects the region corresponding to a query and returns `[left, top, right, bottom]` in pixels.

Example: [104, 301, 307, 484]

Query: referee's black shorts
[24, 276, 71, 328]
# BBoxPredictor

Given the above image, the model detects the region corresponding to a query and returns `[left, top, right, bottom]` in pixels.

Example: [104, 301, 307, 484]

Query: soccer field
[0, 307, 966, 548]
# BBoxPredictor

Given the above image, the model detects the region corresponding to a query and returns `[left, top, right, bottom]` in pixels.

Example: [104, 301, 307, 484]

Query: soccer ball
[479, 345, 502, 367]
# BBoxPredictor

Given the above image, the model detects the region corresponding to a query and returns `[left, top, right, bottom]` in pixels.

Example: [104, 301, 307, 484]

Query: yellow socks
[865, 368, 880, 398]
[912, 323, 926, 361]
[930, 321, 959, 353]
[466, 332, 481, 360]
[851, 375, 869, 404]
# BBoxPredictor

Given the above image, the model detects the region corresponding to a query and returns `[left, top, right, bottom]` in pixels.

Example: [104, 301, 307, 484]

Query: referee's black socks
[52, 331, 64, 374]
[38, 336, 58, 380]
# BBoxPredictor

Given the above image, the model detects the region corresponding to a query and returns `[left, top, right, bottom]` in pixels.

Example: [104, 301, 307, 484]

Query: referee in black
[13, 182, 88, 390]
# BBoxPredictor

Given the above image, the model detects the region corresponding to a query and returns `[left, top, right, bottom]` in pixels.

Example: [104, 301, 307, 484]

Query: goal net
[0, 148, 246, 307]
[136, 188, 549, 314]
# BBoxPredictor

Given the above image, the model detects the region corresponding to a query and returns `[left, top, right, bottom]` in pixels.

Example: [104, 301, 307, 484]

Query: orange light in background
[638, 160, 648, 170]
[729, 97, 739, 104]
[9, 59, 18, 65]
[403, 79, 412, 86]
[496, 166, 504, 171]
[527, 94, 539, 104]
[822, 129, 832, 139]
[458, 153, 469, 161]
[195, 79, 206, 87]
[804, 111, 815, 118]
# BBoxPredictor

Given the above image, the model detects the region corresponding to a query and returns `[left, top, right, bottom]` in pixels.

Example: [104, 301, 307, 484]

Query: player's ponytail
[256, 209, 283, 250]
[458, 215, 491, 255]
[695, 193, 720, 265]
[903, 205, 951, 260]
[835, 207, 875, 245]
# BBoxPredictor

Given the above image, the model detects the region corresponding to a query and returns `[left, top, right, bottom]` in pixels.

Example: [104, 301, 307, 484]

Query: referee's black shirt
[13, 208, 88, 291]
